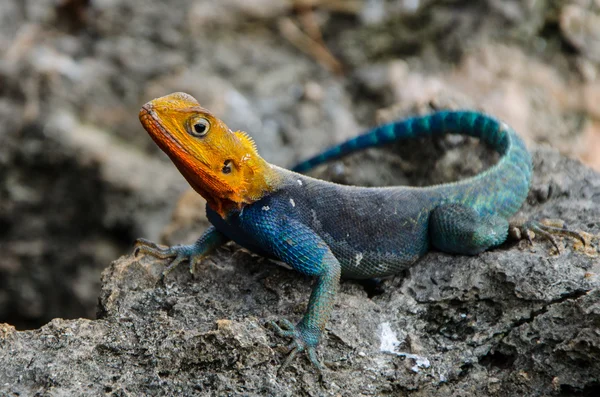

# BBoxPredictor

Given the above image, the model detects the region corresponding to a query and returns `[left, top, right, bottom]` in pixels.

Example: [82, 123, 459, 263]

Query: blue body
[208, 111, 531, 279]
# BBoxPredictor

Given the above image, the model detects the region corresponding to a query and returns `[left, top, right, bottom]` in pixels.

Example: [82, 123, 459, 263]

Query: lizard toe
[133, 240, 204, 275]
[270, 320, 324, 374]
[512, 219, 586, 252]
[269, 319, 297, 338]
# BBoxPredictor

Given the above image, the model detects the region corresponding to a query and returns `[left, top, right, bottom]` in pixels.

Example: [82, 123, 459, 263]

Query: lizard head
[139, 92, 280, 217]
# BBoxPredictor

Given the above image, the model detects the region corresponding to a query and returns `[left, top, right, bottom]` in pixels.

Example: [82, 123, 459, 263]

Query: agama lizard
[134, 92, 585, 373]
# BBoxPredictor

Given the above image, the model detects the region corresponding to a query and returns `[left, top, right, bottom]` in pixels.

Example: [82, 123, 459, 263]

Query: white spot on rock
[262, 206, 270, 211]
[379, 322, 400, 353]
[379, 322, 430, 373]
[297, 179, 303, 186]
[289, 198, 295, 207]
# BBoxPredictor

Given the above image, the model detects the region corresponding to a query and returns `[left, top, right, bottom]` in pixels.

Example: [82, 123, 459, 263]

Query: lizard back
[249, 112, 534, 278]
[209, 111, 532, 278]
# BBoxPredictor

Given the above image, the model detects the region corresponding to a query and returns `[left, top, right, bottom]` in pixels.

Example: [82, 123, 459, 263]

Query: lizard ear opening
[222, 159, 233, 174]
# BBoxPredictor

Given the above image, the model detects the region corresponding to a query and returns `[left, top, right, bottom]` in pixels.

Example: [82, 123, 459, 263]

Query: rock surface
[2, 0, 600, 331]
[1, 0, 600, 395]
[1, 146, 599, 396]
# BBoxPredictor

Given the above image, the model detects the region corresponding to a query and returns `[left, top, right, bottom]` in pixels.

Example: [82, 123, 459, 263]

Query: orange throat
[171, 150, 278, 218]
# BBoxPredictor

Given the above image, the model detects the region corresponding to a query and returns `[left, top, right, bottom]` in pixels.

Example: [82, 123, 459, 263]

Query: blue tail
[292, 111, 512, 173]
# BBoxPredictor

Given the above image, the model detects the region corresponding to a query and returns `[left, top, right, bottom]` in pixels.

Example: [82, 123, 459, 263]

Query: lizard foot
[509, 219, 586, 252]
[269, 319, 323, 375]
[133, 238, 203, 275]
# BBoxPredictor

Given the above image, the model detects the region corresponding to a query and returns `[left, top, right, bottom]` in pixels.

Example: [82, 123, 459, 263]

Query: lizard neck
[170, 147, 282, 218]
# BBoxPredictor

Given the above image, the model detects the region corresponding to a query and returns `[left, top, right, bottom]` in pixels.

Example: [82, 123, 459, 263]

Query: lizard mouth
[138, 104, 190, 156]
[139, 103, 161, 132]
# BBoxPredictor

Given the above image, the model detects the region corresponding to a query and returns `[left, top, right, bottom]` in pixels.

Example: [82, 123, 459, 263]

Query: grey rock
[0, 147, 598, 396]
[560, 4, 600, 64]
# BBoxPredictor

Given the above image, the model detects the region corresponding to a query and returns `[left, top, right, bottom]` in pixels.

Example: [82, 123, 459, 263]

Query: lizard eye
[188, 117, 210, 137]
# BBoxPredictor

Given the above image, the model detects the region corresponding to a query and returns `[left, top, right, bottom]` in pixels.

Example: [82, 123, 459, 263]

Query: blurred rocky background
[0, 0, 599, 395]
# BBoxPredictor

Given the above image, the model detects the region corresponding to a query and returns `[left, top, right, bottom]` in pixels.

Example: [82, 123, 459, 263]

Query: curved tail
[293, 110, 533, 218]
[293, 111, 513, 173]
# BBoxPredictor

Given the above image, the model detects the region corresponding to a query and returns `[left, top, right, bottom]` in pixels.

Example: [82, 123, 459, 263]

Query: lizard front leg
[270, 253, 340, 374]
[134, 225, 229, 275]
[243, 214, 341, 374]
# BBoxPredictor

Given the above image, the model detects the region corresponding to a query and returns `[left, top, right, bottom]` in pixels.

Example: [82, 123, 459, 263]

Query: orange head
[139, 92, 280, 217]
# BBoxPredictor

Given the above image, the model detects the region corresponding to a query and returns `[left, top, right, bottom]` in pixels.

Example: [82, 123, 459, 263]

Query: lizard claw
[133, 238, 202, 275]
[134, 238, 175, 258]
[510, 219, 586, 252]
[269, 319, 323, 375]
[269, 318, 297, 337]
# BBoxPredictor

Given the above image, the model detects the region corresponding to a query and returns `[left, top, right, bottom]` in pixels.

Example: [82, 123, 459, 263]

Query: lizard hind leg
[509, 219, 587, 252]
[429, 204, 510, 255]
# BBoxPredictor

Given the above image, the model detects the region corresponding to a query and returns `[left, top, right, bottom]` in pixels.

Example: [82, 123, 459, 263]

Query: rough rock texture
[2, 0, 600, 330]
[1, 0, 600, 395]
[1, 147, 599, 396]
